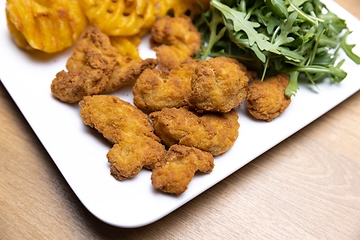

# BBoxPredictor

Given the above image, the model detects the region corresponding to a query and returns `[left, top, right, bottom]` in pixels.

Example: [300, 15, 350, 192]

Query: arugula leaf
[211, 1, 280, 54]
[197, 4, 226, 60]
[285, 71, 300, 97]
[341, 31, 360, 64]
[265, 0, 288, 18]
[273, 11, 297, 47]
[287, 0, 307, 11]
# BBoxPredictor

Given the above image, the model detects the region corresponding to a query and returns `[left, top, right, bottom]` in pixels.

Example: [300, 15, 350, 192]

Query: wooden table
[1, 1, 360, 239]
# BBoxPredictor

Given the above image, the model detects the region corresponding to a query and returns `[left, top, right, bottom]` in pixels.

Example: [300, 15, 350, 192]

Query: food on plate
[150, 15, 202, 70]
[50, 27, 117, 103]
[5, 0, 87, 53]
[196, 0, 360, 97]
[79, 0, 210, 38]
[79, 95, 166, 180]
[133, 59, 200, 113]
[149, 107, 239, 156]
[133, 55, 252, 114]
[246, 73, 291, 122]
[188, 56, 250, 113]
[151, 144, 214, 195]
[5, 0, 210, 53]
[50, 27, 156, 103]
[5, 0, 360, 198]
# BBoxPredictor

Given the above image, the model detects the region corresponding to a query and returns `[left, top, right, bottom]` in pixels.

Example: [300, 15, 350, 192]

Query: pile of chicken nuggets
[49, 15, 291, 195]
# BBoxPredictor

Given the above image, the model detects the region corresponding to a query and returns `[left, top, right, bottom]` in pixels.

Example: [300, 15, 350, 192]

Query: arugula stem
[285, 65, 347, 79]
[261, 53, 270, 81]
[288, 1, 324, 25]
[201, 4, 226, 60]
[307, 29, 325, 66]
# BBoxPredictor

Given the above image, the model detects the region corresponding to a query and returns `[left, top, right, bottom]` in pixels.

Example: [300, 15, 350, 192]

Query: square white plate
[1, 0, 359, 228]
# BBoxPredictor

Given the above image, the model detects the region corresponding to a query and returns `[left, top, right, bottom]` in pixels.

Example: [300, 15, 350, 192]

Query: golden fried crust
[149, 107, 240, 156]
[51, 27, 156, 103]
[51, 69, 109, 104]
[79, 95, 166, 180]
[133, 59, 199, 113]
[151, 144, 214, 195]
[51, 27, 117, 103]
[104, 57, 157, 93]
[66, 27, 118, 71]
[245, 73, 291, 122]
[188, 56, 250, 113]
[150, 16, 201, 70]
[150, 107, 200, 146]
[107, 135, 167, 180]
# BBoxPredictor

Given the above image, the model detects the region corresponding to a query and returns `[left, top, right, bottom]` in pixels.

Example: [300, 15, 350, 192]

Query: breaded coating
[103, 56, 157, 93]
[51, 26, 117, 103]
[151, 144, 214, 195]
[133, 59, 199, 113]
[51, 26, 157, 103]
[150, 15, 201, 70]
[79, 95, 166, 180]
[245, 73, 291, 122]
[188, 56, 250, 113]
[149, 107, 239, 156]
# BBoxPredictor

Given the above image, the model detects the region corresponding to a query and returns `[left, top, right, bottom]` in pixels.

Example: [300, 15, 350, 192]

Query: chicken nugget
[51, 69, 110, 104]
[151, 144, 214, 195]
[51, 26, 156, 103]
[150, 15, 201, 70]
[245, 73, 291, 122]
[149, 107, 239, 156]
[188, 56, 250, 113]
[133, 59, 199, 113]
[51, 27, 117, 103]
[79, 95, 166, 180]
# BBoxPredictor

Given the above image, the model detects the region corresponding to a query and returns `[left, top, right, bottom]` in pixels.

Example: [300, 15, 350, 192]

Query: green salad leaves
[195, 0, 360, 97]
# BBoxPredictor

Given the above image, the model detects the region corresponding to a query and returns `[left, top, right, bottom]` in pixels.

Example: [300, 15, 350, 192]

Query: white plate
[1, 0, 359, 228]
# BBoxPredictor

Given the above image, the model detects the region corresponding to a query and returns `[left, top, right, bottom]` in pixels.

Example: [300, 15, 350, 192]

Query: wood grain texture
[1, 1, 360, 239]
